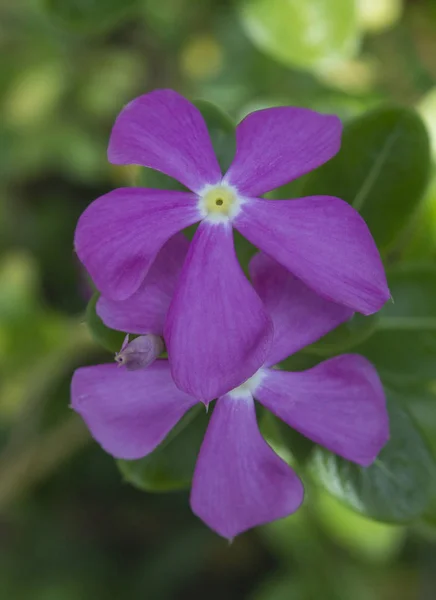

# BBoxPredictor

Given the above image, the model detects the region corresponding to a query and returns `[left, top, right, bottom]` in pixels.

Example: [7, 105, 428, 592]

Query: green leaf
[239, 0, 359, 72]
[357, 329, 436, 387]
[117, 405, 209, 492]
[275, 418, 315, 465]
[378, 263, 436, 331]
[397, 178, 436, 261]
[314, 491, 404, 562]
[306, 313, 379, 356]
[309, 400, 436, 523]
[42, 0, 140, 33]
[278, 350, 322, 373]
[303, 106, 431, 249]
[353, 264, 436, 386]
[85, 292, 125, 353]
[390, 386, 436, 526]
[137, 167, 186, 191]
[193, 100, 235, 172]
[259, 394, 315, 466]
[233, 229, 258, 275]
[252, 577, 305, 600]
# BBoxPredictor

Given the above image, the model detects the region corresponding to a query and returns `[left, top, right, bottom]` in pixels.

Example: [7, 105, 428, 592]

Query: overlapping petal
[250, 252, 353, 366]
[108, 89, 222, 192]
[225, 106, 342, 196]
[236, 196, 390, 315]
[190, 394, 304, 538]
[75, 188, 199, 301]
[97, 233, 189, 334]
[165, 221, 273, 402]
[71, 361, 198, 460]
[255, 355, 389, 466]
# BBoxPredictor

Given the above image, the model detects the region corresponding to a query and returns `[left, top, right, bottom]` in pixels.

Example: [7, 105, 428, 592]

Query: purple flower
[71, 241, 389, 539]
[74, 89, 389, 402]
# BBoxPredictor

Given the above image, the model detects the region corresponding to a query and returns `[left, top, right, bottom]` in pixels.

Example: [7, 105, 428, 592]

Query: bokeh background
[1, 0, 436, 598]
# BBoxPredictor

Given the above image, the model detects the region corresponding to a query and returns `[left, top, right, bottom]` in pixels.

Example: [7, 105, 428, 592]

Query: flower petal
[165, 221, 273, 402]
[190, 394, 304, 538]
[97, 233, 189, 335]
[75, 188, 199, 301]
[108, 89, 222, 193]
[235, 196, 390, 315]
[71, 361, 198, 460]
[249, 253, 353, 366]
[225, 106, 341, 196]
[255, 355, 389, 466]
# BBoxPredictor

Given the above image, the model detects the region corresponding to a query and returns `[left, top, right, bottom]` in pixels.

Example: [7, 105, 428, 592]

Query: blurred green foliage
[2, 0, 436, 598]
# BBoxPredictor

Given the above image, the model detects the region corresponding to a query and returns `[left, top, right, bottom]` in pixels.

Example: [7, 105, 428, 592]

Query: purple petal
[225, 106, 342, 196]
[165, 221, 273, 402]
[255, 355, 389, 466]
[190, 394, 304, 538]
[108, 89, 222, 193]
[71, 361, 198, 460]
[235, 196, 390, 315]
[250, 253, 353, 366]
[75, 188, 199, 301]
[97, 233, 189, 334]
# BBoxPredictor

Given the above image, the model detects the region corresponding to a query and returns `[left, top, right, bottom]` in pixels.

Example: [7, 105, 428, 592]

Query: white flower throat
[228, 369, 266, 400]
[198, 183, 244, 223]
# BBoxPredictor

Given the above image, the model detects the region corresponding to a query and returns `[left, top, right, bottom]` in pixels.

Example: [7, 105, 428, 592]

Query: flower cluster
[72, 90, 390, 538]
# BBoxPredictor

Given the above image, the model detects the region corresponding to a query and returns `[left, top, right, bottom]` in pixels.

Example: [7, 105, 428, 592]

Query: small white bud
[115, 334, 164, 371]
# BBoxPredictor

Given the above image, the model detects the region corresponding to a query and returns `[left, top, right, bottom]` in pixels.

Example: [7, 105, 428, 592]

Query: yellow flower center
[203, 185, 237, 216]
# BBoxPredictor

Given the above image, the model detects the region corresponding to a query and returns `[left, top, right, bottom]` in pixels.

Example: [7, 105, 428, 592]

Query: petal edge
[108, 89, 222, 192]
[190, 394, 304, 538]
[255, 355, 389, 466]
[75, 188, 199, 301]
[71, 362, 198, 460]
[226, 106, 342, 196]
[236, 196, 390, 315]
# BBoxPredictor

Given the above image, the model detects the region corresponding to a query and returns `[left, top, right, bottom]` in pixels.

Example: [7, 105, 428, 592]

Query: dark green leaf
[86, 292, 125, 353]
[390, 386, 436, 526]
[42, 0, 140, 33]
[137, 167, 187, 191]
[258, 398, 315, 466]
[253, 577, 305, 600]
[396, 180, 436, 261]
[233, 229, 258, 275]
[309, 400, 436, 523]
[117, 404, 209, 492]
[357, 329, 436, 387]
[193, 100, 235, 172]
[275, 418, 315, 465]
[303, 106, 431, 249]
[379, 263, 436, 331]
[278, 350, 323, 372]
[391, 386, 436, 457]
[353, 264, 436, 386]
[306, 313, 379, 357]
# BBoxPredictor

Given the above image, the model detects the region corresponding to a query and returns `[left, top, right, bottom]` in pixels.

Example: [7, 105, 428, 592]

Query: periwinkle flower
[74, 89, 389, 402]
[71, 241, 389, 539]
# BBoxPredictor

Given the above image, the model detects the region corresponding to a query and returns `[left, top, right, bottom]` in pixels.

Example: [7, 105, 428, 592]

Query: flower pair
[74, 89, 389, 402]
[72, 90, 390, 537]
[72, 234, 389, 539]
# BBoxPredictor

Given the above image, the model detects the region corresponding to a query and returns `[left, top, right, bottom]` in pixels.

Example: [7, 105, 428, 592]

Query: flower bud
[115, 334, 164, 371]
